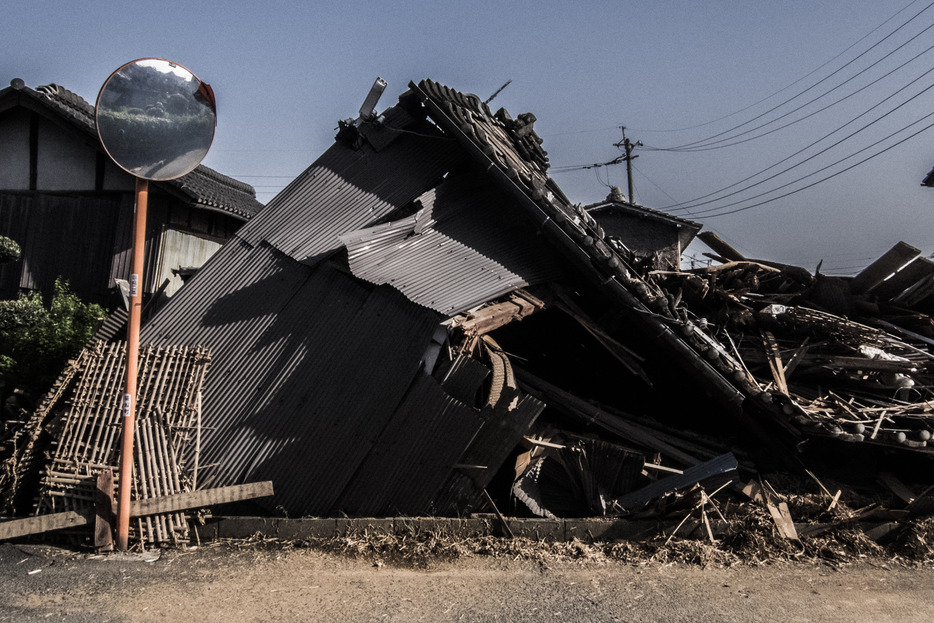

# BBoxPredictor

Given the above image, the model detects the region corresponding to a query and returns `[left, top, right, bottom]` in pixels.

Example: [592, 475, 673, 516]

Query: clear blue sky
[4, 1, 933, 274]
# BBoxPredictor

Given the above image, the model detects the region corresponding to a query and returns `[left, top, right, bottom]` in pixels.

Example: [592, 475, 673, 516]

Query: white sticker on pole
[122, 393, 132, 418]
[129, 274, 139, 298]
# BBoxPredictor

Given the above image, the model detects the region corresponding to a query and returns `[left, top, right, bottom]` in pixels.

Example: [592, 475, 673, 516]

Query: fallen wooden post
[0, 511, 93, 541]
[0, 481, 274, 541]
[94, 470, 115, 551]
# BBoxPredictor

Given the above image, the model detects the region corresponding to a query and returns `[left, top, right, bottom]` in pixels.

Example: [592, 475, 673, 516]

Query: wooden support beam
[94, 470, 115, 551]
[697, 231, 746, 262]
[0, 481, 274, 541]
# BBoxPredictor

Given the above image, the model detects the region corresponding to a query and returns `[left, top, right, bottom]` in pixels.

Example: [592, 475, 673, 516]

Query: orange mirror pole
[117, 176, 148, 552]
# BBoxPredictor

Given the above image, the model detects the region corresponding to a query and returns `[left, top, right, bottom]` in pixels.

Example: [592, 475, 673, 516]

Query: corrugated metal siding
[142, 239, 443, 516]
[332, 373, 485, 516]
[341, 173, 566, 315]
[0, 192, 123, 299]
[237, 119, 464, 263]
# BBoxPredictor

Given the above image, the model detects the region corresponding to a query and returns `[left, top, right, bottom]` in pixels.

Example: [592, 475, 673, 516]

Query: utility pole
[615, 127, 642, 203]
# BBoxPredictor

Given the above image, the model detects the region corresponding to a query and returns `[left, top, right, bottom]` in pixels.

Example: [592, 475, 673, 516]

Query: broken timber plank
[761, 331, 788, 394]
[455, 290, 546, 336]
[697, 231, 746, 262]
[94, 471, 115, 551]
[0, 481, 274, 541]
[851, 241, 920, 295]
[870, 257, 934, 301]
[128, 481, 274, 517]
[0, 511, 92, 541]
[766, 501, 799, 540]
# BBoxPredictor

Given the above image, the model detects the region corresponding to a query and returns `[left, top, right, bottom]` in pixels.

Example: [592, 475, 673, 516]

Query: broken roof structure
[123, 78, 775, 518]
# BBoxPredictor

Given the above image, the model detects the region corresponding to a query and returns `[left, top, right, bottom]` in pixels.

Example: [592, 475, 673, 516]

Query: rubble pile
[651, 238, 934, 453]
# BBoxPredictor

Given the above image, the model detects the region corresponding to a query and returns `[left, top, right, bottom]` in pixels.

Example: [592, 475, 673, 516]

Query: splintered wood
[654, 240, 934, 453]
[34, 340, 211, 545]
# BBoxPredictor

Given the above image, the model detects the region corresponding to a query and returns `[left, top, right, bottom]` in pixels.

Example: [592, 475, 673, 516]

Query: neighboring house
[0, 78, 263, 306]
[584, 187, 701, 271]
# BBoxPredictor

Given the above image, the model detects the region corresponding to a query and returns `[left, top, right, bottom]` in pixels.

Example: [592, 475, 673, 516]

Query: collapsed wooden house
[5, 78, 934, 530]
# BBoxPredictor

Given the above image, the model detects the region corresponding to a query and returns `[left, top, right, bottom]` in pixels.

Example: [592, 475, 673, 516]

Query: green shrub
[0, 236, 20, 264]
[0, 278, 106, 396]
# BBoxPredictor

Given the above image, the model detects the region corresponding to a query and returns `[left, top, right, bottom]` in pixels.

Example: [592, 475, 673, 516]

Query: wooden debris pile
[651, 238, 934, 454]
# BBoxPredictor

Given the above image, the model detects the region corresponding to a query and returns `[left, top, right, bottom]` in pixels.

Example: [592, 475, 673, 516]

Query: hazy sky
[5, 1, 934, 274]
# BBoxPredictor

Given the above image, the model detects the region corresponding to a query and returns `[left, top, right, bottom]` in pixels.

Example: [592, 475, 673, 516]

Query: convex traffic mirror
[95, 58, 216, 180]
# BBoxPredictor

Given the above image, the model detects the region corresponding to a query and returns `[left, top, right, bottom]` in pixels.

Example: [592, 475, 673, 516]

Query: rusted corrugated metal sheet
[340, 172, 566, 315]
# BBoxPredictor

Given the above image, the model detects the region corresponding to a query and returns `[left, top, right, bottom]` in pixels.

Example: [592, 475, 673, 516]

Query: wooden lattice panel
[35, 340, 211, 545]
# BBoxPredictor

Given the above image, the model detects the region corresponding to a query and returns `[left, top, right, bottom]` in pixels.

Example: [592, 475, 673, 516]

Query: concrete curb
[195, 516, 671, 542]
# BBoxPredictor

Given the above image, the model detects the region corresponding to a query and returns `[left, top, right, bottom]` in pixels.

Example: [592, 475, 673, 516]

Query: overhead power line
[628, 0, 928, 135]
[664, 63, 934, 212]
[687, 112, 934, 219]
[649, 0, 934, 152]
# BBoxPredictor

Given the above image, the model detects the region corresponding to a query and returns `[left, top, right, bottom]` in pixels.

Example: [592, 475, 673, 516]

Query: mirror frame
[95, 58, 216, 181]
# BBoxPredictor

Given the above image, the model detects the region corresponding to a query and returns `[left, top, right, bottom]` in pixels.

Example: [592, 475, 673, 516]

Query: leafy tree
[0, 278, 106, 396]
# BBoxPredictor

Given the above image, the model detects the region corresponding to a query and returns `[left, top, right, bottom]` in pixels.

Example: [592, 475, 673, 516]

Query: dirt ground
[0, 538, 932, 623]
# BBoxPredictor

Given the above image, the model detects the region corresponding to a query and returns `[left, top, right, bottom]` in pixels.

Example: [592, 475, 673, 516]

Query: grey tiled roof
[584, 196, 702, 231]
